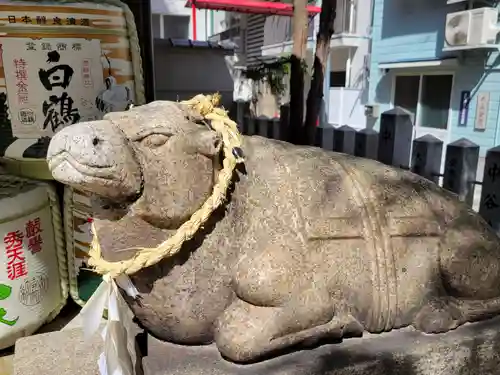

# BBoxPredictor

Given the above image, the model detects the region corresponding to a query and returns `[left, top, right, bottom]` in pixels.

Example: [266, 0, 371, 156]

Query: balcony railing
[209, 26, 246, 53]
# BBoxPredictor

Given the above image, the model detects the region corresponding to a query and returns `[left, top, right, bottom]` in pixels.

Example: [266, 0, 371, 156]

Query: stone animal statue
[46, 101, 500, 364]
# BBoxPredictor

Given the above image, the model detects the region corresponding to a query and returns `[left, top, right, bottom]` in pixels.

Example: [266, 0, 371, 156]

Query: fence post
[355, 128, 379, 160]
[314, 127, 324, 148]
[479, 145, 500, 234]
[244, 115, 256, 136]
[256, 116, 270, 138]
[316, 126, 334, 151]
[230, 100, 250, 133]
[241, 115, 249, 135]
[333, 125, 356, 155]
[279, 104, 290, 141]
[411, 134, 443, 184]
[378, 107, 414, 168]
[269, 118, 281, 140]
[442, 138, 479, 206]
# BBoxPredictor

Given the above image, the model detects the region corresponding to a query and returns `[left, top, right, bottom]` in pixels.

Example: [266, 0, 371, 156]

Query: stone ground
[0, 300, 82, 375]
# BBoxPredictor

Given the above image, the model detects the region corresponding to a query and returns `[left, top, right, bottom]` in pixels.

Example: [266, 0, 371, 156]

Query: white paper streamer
[115, 274, 140, 299]
[81, 274, 137, 375]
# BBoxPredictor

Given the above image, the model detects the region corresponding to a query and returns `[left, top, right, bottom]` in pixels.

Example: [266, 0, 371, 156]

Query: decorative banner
[475, 92, 489, 131]
[458, 90, 470, 127]
[0, 187, 62, 344]
[1, 37, 104, 138]
[0, 1, 141, 163]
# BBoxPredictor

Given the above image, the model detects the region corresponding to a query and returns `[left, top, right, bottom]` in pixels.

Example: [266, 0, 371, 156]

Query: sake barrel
[63, 186, 100, 306]
[0, 174, 67, 349]
[0, 0, 145, 180]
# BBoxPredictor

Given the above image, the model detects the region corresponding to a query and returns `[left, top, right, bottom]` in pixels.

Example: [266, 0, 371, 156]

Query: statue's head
[47, 101, 223, 229]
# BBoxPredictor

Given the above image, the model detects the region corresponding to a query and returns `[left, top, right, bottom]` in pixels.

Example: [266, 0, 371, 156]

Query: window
[330, 71, 346, 88]
[163, 15, 190, 39]
[393, 74, 453, 130]
[420, 75, 453, 130]
[151, 14, 190, 40]
[393, 75, 419, 117]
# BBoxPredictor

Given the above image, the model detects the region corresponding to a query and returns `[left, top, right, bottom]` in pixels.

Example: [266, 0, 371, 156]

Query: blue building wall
[368, 0, 500, 155]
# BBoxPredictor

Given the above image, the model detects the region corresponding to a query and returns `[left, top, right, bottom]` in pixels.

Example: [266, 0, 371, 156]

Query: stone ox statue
[47, 101, 500, 364]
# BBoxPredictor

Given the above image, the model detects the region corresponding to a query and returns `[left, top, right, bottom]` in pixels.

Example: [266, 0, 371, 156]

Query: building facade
[151, 0, 229, 41]
[368, 0, 500, 158]
[149, 0, 373, 126]
[243, 0, 372, 127]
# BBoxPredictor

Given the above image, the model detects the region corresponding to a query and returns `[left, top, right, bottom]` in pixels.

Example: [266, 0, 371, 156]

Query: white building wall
[150, 0, 236, 41]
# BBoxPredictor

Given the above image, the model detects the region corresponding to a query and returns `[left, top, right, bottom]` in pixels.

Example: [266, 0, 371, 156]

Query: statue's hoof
[413, 301, 462, 333]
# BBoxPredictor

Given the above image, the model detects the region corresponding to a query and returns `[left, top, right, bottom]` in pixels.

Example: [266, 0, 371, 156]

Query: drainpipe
[205, 9, 208, 39]
[210, 10, 214, 35]
[323, 51, 331, 127]
[366, 0, 375, 106]
[346, 49, 351, 87]
[192, 2, 197, 40]
[320, 0, 331, 127]
[368, 0, 374, 63]
[495, 100, 500, 146]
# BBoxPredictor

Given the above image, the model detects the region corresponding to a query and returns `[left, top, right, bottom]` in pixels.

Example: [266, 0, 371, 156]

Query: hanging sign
[458, 90, 470, 127]
[1, 38, 104, 138]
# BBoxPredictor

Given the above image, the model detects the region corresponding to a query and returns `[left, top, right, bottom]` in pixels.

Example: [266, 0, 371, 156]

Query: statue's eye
[141, 134, 169, 148]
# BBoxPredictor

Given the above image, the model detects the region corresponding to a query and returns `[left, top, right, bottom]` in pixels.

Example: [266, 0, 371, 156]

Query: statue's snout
[47, 120, 143, 200]
[47, 120, 121, 172]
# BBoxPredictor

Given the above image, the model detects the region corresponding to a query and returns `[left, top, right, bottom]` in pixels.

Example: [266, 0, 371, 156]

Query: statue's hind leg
[414, 220, 500, 333]
[214, 292, 363, 363]
[412, 299, 464, 333]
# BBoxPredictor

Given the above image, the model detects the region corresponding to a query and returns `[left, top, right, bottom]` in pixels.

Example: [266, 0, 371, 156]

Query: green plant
[242, 56, 307, 98]
[0, 284, 18, 327]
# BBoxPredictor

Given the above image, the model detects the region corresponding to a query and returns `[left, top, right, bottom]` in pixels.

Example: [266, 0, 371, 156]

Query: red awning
[185, 0, 321, 17]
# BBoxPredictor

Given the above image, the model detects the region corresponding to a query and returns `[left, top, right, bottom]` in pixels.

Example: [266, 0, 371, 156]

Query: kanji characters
[42, 92, 81, 132]
[4, 231, 27, 280]
[25, 218, 41, 238]
[38, 63, 74, 90]
[26, 218, 43, 254]
[14, 58, 29, 105]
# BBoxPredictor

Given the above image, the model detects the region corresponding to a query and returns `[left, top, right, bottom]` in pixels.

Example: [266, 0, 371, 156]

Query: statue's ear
[192, 129, 222, 157]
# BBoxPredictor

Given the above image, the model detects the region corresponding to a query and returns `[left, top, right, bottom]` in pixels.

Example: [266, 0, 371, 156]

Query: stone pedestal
[143, 316, 500, 375]
[14, 327, 105, 375]
[13, 321, 144, 375]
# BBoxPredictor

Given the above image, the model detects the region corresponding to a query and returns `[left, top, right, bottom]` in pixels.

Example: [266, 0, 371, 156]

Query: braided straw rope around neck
[88, 94, 244, 278]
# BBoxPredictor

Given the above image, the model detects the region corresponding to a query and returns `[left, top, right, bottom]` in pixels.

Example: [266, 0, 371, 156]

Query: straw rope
[120, 2, 146, 106]
[88, 94, 244, 278]
[63, 187, 89, 306]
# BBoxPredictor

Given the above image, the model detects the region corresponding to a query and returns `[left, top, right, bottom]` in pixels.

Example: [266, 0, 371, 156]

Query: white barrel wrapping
[0, 175, 67, 349]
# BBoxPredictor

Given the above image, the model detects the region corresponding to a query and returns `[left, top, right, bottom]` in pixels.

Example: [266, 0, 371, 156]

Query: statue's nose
[47, 122, 92, 160]
[47, 120, 116, 166]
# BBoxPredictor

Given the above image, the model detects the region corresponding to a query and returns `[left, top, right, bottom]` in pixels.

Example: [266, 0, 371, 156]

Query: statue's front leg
[214, 291, 364, 363]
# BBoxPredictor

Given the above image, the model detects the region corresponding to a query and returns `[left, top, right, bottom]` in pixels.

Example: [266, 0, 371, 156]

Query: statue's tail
[452, 296, 500, 322]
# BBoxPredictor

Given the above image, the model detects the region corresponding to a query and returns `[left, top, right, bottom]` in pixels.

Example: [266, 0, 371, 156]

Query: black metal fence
[230, 101, 500, 236]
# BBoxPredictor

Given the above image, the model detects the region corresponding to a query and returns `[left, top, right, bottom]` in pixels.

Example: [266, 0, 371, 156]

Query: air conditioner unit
[443, 7, 500, 51]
